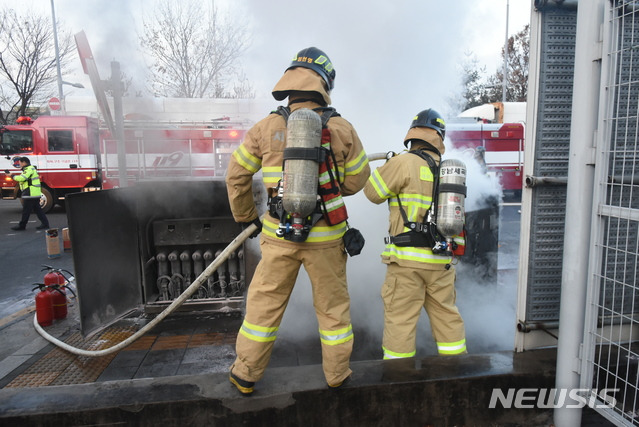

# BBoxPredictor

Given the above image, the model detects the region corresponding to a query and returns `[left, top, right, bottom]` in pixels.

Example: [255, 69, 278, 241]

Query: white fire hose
[34, 152, 389, 355]
[367, 152, 394, 162]
[33, 223, 258, 357]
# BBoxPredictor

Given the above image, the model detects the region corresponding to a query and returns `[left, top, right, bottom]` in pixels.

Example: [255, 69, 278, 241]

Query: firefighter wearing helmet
[364, 109, 467, 359]
[225, 47, 370, 395]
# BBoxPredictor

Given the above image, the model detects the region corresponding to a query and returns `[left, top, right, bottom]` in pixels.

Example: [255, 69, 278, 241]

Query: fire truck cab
[447, 102, 526, 199]
[446, 122, 525, 198]
[0, 115, 247, 212]
[0, 115, 101, 212]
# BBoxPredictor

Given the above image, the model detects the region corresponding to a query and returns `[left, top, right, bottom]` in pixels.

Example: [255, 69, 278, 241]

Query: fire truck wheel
[21, 187, 54, 213]
[39, 188, 54, 213]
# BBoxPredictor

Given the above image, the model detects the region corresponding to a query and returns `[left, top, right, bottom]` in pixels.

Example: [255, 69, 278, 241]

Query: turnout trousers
[231, 237, 353, 386]
[381, 262, 466, 358]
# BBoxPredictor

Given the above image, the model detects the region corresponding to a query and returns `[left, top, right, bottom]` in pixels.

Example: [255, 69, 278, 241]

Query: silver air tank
[282, 108, 322, 219]
[436, 158, 467, 238]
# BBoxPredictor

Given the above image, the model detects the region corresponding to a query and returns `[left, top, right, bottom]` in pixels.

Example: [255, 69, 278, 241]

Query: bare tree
[453, 24, 530, 116]
[447, 52, 491, 117]
[141, 1, 251, 98]
[486, 24, 530, 103]
[0, 7, 74, 124]
[225, 72, 255, 99]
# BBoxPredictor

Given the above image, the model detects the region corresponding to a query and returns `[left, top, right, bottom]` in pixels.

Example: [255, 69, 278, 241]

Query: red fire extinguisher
[32, 283, 54, 327]
[42, 266, 75, 320]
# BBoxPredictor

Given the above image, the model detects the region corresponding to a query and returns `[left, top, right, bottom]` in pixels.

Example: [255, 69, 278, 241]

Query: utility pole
[111, 61, 128, 188]
[502, 0, 509, 103]
[50, 0, 64, 114]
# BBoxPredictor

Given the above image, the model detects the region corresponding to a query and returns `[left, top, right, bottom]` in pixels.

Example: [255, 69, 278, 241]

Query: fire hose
[33, 223, 258, 357]
[34, 152, 423, 354]
[367, 152, 395, 162]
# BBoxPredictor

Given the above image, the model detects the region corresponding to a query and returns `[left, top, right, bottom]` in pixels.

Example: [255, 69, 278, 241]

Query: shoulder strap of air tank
[273, 106, 339, 128]
[312, 107, 341, 182]
[410, 149, 438, 173]
[313, 107, 340, 128]
[410, 148, 441, 223]
[272, 106, 291, 122]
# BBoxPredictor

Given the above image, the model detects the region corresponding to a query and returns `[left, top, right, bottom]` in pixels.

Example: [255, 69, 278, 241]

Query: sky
[4, 0, 532, 154]
[3, 0, 532, 352]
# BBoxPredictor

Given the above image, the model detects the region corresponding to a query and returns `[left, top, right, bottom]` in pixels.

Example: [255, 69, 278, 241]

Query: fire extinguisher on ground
[32, 283, 54, 327]
[41, 266, 76, 321]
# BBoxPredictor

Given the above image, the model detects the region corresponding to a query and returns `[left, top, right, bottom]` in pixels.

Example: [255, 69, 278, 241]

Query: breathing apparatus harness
[268, 106, 348, 243]
[384, 148, 457, 256]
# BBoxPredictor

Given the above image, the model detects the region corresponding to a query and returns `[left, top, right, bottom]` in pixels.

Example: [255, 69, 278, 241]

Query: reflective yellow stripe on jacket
[368, 169, 394, 199]
[345, 150, 369, 176]
[389, 193, 432, 224]
[382, 244, 451, 264]
[262, 216, 346, 243]
[233, 145, 262, 173]
[262, 166, 282, 186]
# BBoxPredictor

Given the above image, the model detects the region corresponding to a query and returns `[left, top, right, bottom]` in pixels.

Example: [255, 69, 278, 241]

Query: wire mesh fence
[583, 1, 639, 424]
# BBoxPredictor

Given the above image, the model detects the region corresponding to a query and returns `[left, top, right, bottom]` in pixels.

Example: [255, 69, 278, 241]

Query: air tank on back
[436, 158, 467, 238]
[282, 108, 322, 218]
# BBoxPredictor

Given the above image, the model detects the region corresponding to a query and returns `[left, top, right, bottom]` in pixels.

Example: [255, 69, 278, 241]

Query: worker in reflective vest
[7, 156, 49, 231]
[225, 47, 370, 395]
[363, 109, 466, 359]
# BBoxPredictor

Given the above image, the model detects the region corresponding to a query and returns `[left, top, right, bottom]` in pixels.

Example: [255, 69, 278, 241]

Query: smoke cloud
[3, 0, 528, 358]
[278, 147, 517, 357]
[443, 145, 503, 212]
[9, 1, 530, 148]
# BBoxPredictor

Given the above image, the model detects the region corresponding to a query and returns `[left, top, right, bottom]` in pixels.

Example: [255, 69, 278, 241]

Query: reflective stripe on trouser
[381, 263, 466, 358]
[232, 237, 353, 385]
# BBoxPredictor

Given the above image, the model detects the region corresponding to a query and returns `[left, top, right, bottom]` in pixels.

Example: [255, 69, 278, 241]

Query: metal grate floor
[3, 324, 238, 388]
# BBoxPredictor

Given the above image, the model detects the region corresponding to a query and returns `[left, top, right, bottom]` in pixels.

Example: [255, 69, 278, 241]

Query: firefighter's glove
[4, 169, 9, 175]
[239, 218, 262, 239]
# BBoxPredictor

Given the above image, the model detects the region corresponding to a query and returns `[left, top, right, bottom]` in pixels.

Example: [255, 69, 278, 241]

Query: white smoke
[278, 148, 518, 357]
[442, 144, 503, 212]
[4, 0, 528, 358]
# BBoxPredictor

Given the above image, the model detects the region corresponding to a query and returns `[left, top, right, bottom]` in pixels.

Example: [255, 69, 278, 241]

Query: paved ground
[0, 199, 617, 425]
[0, 199, 74, 320]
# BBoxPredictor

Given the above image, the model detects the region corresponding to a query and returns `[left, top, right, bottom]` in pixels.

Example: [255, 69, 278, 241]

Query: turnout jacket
[226, 99, 370, 248]
[364, 136, 457, 270]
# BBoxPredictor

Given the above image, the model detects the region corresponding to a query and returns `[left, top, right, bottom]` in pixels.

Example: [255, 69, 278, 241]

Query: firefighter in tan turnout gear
[364, 109, 467, 360]
[225, 47, 370, 395]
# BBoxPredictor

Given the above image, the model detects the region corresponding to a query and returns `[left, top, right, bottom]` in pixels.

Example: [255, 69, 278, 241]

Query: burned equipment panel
[146, 217, 247, 312]
[67, 179, 263, 336]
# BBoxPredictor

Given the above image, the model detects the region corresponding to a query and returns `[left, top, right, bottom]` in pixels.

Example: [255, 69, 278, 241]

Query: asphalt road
[0, 200, 75, 320]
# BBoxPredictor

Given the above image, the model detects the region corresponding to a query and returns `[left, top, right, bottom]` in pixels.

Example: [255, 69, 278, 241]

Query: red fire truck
[447, 102, 526, 198]
[447, 122, 525, 196]
[0, 115, 247, 212]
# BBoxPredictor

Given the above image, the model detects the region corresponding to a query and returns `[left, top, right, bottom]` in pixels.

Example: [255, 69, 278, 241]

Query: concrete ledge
[0, 349, 557, 426]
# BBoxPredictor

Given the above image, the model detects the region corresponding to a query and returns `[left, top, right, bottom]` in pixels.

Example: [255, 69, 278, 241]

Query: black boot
[229, 371, 255, 396]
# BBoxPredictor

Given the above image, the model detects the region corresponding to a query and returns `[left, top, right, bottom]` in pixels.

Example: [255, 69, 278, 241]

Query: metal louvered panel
[525, 8, 577, 322]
